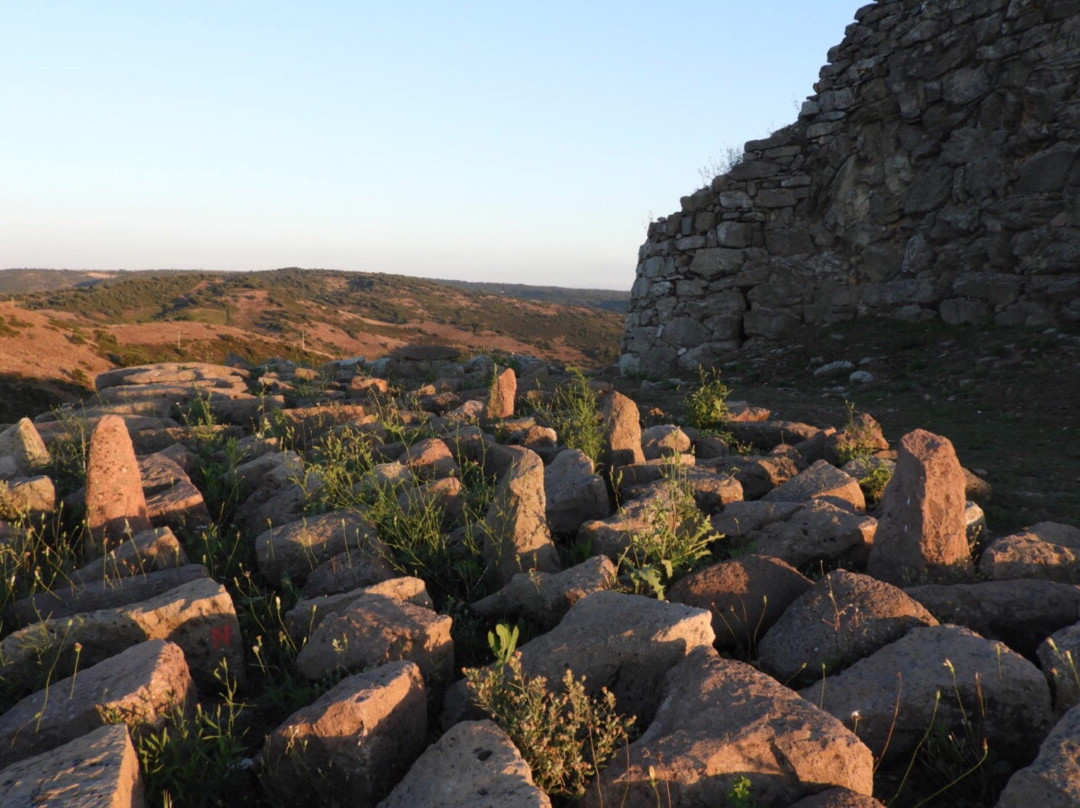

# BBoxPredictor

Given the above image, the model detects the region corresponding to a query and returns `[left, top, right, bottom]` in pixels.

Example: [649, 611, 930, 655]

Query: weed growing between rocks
[533, 367, 604, 463]
[464, 626, 634, 803]
[618, 466, 722, 599]
[685, 366, 731, 434]
[106, 661, 258, 808]
[835, 401, 879, 466]
[44, 406, 92, 493]
[865, 660, 1011, 808]
[1043, 637, 1080, 705]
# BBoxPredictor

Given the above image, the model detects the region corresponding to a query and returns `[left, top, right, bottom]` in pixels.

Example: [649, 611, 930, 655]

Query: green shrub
[535, 368, 603, 462]
[618, 466, 720, 598]
[686, 366, 731, 433]
[111, 662, 257, 808]
[834, 401, 881, 465]
[464, 652, 634, 800]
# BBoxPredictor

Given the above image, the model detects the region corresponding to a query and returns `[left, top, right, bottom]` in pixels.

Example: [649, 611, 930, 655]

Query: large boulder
[600, 391, 644, 467]
[800, 625, 1052, 767]
[84, 415, 152, 556]
[748, 500, 877, 569]
[285, 576, 433, 641]
[867, 429, 972, 585]
[701, 455, 799, 499]
[5, 564, 210, 629]
[667, 554, 812, 654]
[579, 647, 874, 808]
[261, 661, 426, 807]
[761, 459, 865, 510]
[0, 577, 243, 691]
[469, 555, 618, 628]
[0, 418, 51, 480]
[1038, 622, 1080, 716]
[996, 702, 1080, 808]
[376, 720, 551, 808]
[0, 639, 194, 767]
[979, 527, 1080, 583]
[501, 591, 713, 725]
[758, 570, 938, 685]
[484, 366, 517, 420]
[255, 509, 387, 586]
[641, 424, 691, 460]
[543, 449, 610, 535]
[295, 593, 453, 684]
[904, 579, 1080, 659]
[69, 526, 187, 585]
[481, 448, 560, 586]
[397, 437, 459, 481]
[0, 724, 143, 808]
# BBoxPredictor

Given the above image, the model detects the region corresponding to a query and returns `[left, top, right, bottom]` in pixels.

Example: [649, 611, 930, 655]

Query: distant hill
[439, 280, 629, 312]
[0, 267, 626, 420]
[0, 268, 630, 311]
[0, 268, 125, 295]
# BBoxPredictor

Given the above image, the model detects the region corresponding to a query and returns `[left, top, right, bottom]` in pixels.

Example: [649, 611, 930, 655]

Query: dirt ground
[615, 317, 1080, 535]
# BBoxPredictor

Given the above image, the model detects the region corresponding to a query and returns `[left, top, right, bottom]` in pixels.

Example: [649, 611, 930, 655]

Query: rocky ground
[617, 317, 1080, 533]
[0, 346, 1078, 808]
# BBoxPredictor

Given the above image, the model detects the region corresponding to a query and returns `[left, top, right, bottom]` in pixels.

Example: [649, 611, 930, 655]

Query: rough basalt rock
[0, 724, 144, 808]
[84, 414, 152, 556]
[867, 429, 972, 585]
[579, 647, 874, 808]
[261, 661, 426, 808]
[376, 720, 551, 808]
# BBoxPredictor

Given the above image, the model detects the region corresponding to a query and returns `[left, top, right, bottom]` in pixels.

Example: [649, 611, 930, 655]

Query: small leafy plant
[686, 366, 731, 433]
[835, 401, 881, 465]
[618, 467, 719, 598]
[534, 368, 604, 462]
[464, 650, 634, 800]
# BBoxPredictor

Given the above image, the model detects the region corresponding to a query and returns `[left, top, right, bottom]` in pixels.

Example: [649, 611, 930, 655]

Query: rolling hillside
[0, 267, 626, 420]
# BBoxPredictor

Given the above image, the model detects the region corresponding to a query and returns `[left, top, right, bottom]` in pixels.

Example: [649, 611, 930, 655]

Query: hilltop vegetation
[0, 268, 625, 422]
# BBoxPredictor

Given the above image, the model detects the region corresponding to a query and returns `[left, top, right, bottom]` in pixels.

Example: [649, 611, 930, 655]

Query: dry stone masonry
[622, 0, 1080, 377]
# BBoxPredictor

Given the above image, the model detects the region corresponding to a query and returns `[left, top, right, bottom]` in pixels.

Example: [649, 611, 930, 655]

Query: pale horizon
[4, 1, 864, 290]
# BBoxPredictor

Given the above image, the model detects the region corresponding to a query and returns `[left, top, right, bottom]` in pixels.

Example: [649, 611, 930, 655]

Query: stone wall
[621, 0, 1080, 377]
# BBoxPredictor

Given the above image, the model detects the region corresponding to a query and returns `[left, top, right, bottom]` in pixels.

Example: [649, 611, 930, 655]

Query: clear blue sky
[3, 1, 863, 290]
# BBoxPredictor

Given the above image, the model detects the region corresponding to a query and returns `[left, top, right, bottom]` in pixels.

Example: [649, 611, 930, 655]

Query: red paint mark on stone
[210, 623, 233, 650]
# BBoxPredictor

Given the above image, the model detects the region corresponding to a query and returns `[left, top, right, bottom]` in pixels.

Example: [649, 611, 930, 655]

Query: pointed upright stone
[867, 429, 972, 585]
[84, 415, 152, 557]
[601, 391, 644, 467]
[482, 447, 560, 586]
[484, 366, 517, 420]
[0, 417, 51, 480]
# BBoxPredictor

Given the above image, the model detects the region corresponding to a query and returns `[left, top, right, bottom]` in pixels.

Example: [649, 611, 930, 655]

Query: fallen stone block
[255, 509, 383, 586]
[261, 661, 426, 807]
[0, 723, 143, 808]
[800, 624, 1052, 767]
[668, 554, 811, 654]
[5, 564, 210, 629]
[69, 527, 187, 585]
[0, 577, 242, 691]
[758, 570, 938, 685]
[580, 647, 873, 808]
[469, 555, 618, 628]
[867, 429, 972, 585]
[376, 720, 551, 808]
[295, 593, 453, 684]
[996, 702, 1080, 808]
[0, 639, 194, 767]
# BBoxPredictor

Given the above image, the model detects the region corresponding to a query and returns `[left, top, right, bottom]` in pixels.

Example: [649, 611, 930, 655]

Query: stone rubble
[1, 352, 1079, 807]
